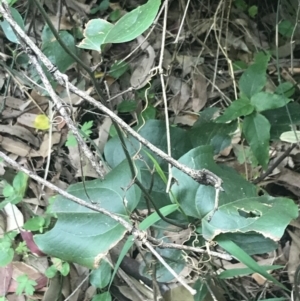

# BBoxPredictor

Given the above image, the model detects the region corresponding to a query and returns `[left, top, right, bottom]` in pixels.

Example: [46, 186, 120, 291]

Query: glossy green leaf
[250, 92, 290, 112]
[34, 161, 141, 268]
[216, 98, 254, 123]
[104, 0, 160, 44]
[239, 52, 270, 98]
[243, 113, 270, 169]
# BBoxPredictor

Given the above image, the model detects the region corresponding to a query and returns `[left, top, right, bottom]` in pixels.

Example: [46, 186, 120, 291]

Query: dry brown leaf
[130, 36, 155, 89]
[0, 135, 31, 156]
[176, 55, 204, 77]
[191, 66, 207, 112]
[0, 264, 13, 296]
[68, 145, 100, 178]
[8, 262, 47, 293]
[169, 76, 190, 115]
[0, 124, 39, 148]
[17, 113, 40, 129]
[29, 132, 61, 158]
[172, 114, 198, 126]
[276, 168, 300, 196]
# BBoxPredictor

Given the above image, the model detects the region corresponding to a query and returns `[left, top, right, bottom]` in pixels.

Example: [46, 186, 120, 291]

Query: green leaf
[0, 241, 14, 266]
[65, 133, 77, 147]
[92, 292, 112, 301]
[171, 145, 257, 221]
[188, 119, 237, 154]
[90, 260, 112, 289]
[239, 52, 270, 98]
[248, 5, 258, 18]
[275, 82, 295, 98]
[34, 161, 141, 268]
[45, 265, 57, 278]
[81, 120, 93, 136]
[3, 184, 14, 198]
[109, 204, 178, 288]
[109, 61, 129, 79]
[278, 20, 294, 38]
[104, 0, 161, 44]
[23, 216, 45, 232]
[16, 274, 37, 296]
[217, 235, 287, 290]
[104, 120, 193, 170]
[42, 27, 77, 72]
[171, 145, 297, 241]
[203, 196, 297, 241]
[0, 7, 24, 44]
[13, 172, 28, 195]
[117, 100, 137, 113]
[225, 232, 277, 255]
[243, 113, 270, 168]
[263, 102, 300, 126]
[250, 92, 290, 112]
[280, 131, 300, 143]
[216, 97, 254, 123]
[78, 19, 113, 51]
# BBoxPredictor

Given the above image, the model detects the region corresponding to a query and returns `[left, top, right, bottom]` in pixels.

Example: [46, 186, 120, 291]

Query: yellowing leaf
[34, 115, 50, 130]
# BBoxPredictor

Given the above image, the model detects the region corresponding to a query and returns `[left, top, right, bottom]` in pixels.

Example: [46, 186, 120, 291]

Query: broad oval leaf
[171, 146, 297, 241]
[34, 161, 141, 268]
[104, 0, 161, 44]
